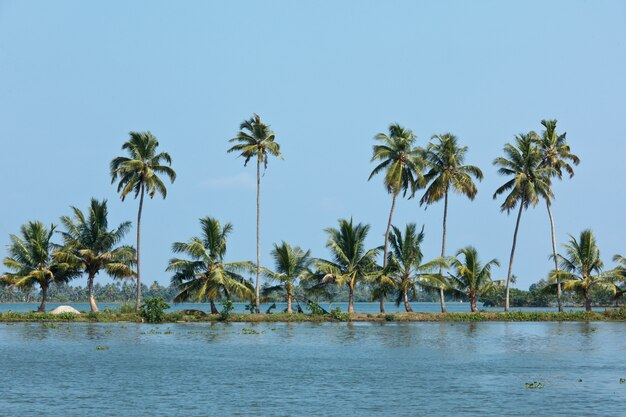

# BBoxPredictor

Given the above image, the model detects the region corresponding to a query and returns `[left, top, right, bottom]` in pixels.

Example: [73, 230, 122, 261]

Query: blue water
[0, 301, 601, 314]
[1, 321, 625, 416]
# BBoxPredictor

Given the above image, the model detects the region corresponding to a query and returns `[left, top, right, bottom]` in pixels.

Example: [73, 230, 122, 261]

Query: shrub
[384, 314, 395, 321]
[140, 297, 170, 323]
[219, 299, 234, 321]
[118, 302, 136, 314]
[329, 307, 350, 322]
[57, 312, 77, 321]
[306, 301, 325, 316]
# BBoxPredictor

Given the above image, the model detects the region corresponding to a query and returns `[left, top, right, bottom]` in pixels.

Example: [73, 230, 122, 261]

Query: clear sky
[1, 0, 625, 290]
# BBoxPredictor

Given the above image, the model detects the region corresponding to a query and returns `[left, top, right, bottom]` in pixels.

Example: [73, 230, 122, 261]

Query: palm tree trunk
[584, 289, 592, 312]
[505, 203, 524, 312]
[546, 201, 562, 312]
[380, 193, 398, 313]
[38, 283, 48, 313]
[287, 292, 293, 313]
[348, 285, 355, 313]
[438, 190, 449, 313]
[469, 292, 478, 313]
[403, 287, 413, 312]
[210, 297, 219, 315]
[256, 157, 261, 314]
[135, 183, 145, 312]
[88, 271, 99, 313]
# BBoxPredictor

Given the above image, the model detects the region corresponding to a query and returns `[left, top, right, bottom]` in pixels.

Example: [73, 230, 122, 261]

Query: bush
[140, 297, 170, 323]
[219, 299, 234, 321]
[57, 312, 77, 321]
[118, 302, 136, 314]
[329, 307, 350, 322]
[384, 314, 395, 321]
[306, 301, 325, 316]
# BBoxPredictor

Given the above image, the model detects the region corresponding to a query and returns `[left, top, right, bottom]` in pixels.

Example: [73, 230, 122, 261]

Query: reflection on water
[0, 322, 625, 416]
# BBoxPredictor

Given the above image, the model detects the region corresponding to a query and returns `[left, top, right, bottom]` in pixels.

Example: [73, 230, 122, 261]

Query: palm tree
[227, 114, 283, 314]
[552, 230, 615, 311]
[448, 247, 501, 312]
[57, 198, 136, 312]
[1, 221, 79, 312]
[420, 133, 483, 313]
[262, 242, 313, 313]
[316, 218, 379, 313]
[166, 217, 254, 314]
[386, 224, 448, 312]
[493, 134, 554, 311]
[534, 119, 580, 312]
[110, 131, 176, 311]
[368, 123, 425, 313]
[611, 255, 626, 304]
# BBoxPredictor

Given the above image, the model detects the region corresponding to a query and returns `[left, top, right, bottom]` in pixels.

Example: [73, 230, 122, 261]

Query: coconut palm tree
[227, 114, 283, 313]
[368, 123, 425, 313]
[166, 216, 254, 314]
[493, 134, 554, 311]
[552, 230, 616, 311]
[611, 255, 626, 304]
[262, 242, 313, 313]
[448, 247, 501, 312]
[1, 221, 79, 312]
[420, 133, 483, 313]
[316, 218, 379, 313]
[57, 198, 136, 312]
[386, 224, 448, 312]
[533, 119, 580, 312]
[110, 131, 176, 311]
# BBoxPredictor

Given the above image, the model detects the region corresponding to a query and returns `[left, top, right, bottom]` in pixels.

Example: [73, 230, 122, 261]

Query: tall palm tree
[448, 247, 501, 312]
[493, 134, 554, 311]
[369, 124, 424, 313]
[316, 218, 379, 313]
[262, 242, 313, 313]
[386, 224, 448, 312]
[420, 133, 483, 313]
[534, 119, 580, 312]
[612, 255, 626, 304]
[227, 114, 283, 314]
[1, 221, 79, 312]
[166, 217, 254, 314]
[57, 198, 136, 312]
[552, 230, 615, 311]
[110, 131, 176, 311]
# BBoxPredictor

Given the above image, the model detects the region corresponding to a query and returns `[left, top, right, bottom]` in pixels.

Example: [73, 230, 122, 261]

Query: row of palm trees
[1, 114, 624, 313]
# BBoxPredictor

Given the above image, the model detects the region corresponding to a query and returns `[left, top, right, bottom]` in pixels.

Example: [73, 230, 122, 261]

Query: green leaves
[228, 113, 283, 170]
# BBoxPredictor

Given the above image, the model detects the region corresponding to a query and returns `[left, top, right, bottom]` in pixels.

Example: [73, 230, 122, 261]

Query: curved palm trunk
[403, 286, 413, 312]
[209, 297, 219, 315]
[348, 285, 355, 313]
[37, 283, 48, 313]
[380, 193, 398, 313]
[438, 190, 449, 313]
[505, 203, 524, 312]
[469, 291, 478, 313]
[88, 271, 99, 313]
[584, 288, 592, 312]
[546, 201, 562, 312]
[135, 184, 145, 312]
[255, 158, 261, 314]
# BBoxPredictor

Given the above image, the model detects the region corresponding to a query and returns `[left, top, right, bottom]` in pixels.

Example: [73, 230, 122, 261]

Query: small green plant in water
[620, 378, 625, 384]
[525, 381, 544, 389]
[242, 327, 263, 335]
[219, 299, 234, 321]
[140, 297, 170, 323]
[95, 346, 109, 350]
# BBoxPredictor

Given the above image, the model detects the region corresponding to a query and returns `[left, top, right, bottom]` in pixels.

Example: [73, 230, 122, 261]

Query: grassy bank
[2, 309, 626, 323]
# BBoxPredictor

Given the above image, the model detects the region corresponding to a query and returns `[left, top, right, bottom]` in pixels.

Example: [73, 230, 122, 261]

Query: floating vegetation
[41, 322, 64, 329]
[144, 329, 162, 335]
[242, 328, 263, 335]
[95, 346, 109, 350]
[578, 379, 583, 383]
[525, 381, 544, 389]
[620, 378, 625, 384]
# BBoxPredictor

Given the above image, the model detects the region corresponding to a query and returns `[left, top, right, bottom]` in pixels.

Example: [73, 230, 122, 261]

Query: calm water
[0, 301, 601, 314]
[1, 321, 625, 416]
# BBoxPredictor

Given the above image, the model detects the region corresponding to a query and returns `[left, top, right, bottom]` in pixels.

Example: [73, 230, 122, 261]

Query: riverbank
[2, 309, 626, 323]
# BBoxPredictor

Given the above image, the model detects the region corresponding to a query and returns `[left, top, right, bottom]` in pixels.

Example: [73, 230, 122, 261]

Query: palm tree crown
[534, 119, 580, 179]
[420, 133, 483, 205]
[110, 131, 176, 200]
[553, 229, 615, 311]
[227, 113, 283, 169]
[262, 241, 313, 313]
[448, 247, 501, 312]
[57, 198, 136, 312]
[167, 216, 253, 314]
[1, 221, 79, 312]
[316, 218, 380, 313]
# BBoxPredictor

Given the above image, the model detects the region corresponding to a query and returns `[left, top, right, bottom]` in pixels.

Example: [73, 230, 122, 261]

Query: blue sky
[1, 0, 625, 290]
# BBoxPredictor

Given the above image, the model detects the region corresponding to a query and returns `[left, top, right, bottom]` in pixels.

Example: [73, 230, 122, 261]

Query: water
[0, 301, 602, 314]
[1, 321, 625, 416]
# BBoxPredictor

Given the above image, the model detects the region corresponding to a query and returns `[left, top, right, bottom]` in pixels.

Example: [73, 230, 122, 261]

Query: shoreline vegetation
[2, 308, 626, 323]
[2, 116, 625, 317]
